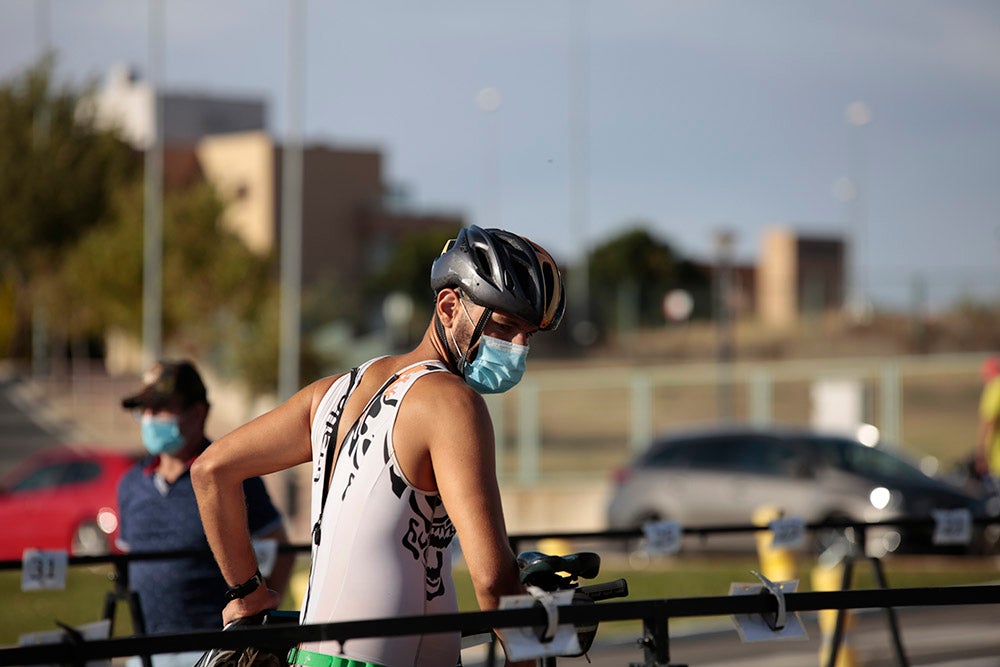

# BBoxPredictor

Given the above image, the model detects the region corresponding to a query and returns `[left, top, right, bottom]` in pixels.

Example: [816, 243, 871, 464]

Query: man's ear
[191, 401, 209, 427]
[435, 289, 461, 326]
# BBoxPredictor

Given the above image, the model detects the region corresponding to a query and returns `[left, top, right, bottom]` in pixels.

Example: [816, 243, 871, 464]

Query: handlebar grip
[577, 578, 629, 601]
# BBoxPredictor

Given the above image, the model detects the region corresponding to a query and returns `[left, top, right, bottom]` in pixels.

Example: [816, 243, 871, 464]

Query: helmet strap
[463, 306, 494, 373]
[434, 313, 460, 372]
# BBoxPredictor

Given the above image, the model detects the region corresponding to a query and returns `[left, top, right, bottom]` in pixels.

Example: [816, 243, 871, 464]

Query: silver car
[605, 425, 985, 554]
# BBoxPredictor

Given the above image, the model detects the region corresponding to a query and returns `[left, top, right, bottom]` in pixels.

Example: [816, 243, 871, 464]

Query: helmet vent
[510, 259, 536, 303]
[473, 247, 491, 272]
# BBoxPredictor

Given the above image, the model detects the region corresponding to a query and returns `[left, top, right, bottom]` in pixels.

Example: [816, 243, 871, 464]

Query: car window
[645, 439, 701, 467]
[648, 435, 799, 476]
[810, 436, 928, 482]
[11, 461, 101, 492]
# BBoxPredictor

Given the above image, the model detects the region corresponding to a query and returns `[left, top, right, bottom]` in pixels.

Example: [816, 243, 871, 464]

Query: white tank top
[298, 358, 459, 667]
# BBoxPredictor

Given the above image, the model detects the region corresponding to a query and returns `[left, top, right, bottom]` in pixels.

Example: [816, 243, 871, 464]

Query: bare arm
[410, 377, 531, 665]
[192, 377, 332, 623]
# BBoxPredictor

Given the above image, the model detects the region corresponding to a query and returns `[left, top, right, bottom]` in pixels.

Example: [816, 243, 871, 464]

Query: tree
[1, 58, 284, 393]
[0, 56, 140, 357]
[587, 225, 710, 330]
[50, 178, 282, 393]
[362, 225, 462, 342]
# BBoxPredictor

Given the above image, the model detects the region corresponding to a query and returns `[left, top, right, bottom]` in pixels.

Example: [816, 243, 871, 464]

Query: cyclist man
[193, 226, 565, 667]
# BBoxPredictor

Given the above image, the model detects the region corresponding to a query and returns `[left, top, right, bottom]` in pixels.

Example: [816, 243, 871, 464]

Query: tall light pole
[278, 0, 306, 402]
[475, 86, 502, 229]
[568, 0, 593, 345]
[142, 0, 164, 366]
[31, 0, 51, 378]
[845, 100, 872, 322]
[714, 229, 736, 420]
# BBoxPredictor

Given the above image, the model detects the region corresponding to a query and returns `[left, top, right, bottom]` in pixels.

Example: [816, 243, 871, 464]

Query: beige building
[757, 226, 846, 328]
[86, 65, 462, 308]
[195, 131, 462, 313]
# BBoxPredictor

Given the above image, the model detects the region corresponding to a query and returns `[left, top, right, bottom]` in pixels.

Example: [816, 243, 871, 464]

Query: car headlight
[96, 507, 119, 534]
[869, 486, 893, 511]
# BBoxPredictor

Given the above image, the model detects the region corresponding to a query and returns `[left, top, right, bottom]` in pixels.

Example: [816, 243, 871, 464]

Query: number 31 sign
[21, 549, 69, 591]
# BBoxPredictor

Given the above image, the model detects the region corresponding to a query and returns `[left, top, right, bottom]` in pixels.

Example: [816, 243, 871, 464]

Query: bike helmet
[430, 225, 565, 331]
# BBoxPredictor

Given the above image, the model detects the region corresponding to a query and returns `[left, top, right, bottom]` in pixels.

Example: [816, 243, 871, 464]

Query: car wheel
[72, 521, 108, 556]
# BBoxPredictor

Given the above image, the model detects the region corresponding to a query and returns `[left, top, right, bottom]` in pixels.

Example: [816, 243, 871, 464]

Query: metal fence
[487, 352, 989, 483]
[3, 516, 999, 667]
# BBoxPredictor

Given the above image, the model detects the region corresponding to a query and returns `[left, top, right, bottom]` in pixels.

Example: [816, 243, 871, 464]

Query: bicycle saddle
[516, 551, 601, 589]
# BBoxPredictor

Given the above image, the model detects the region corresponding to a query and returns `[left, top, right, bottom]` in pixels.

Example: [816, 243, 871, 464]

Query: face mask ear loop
[462, 305, 494, 375]
[433, 296, 494, 376]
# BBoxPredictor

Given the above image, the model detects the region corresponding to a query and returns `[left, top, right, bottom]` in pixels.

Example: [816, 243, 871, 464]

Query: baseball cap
[121, 360, 208, 410]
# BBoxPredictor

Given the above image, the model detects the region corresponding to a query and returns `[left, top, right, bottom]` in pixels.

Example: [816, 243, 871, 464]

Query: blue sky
[2, 1, 998, 309]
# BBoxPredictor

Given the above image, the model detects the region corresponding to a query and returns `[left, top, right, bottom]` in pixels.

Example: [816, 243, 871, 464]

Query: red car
[0, 446, 138, 561]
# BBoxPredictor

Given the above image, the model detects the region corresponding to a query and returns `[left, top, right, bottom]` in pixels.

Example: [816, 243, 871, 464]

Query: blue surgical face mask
[463, 335, 529, 394]
[141, 415, 186, 456]
[449, 296, 531, 394]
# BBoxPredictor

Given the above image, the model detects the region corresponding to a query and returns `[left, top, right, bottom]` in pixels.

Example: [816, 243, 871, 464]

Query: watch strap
[224, 569, 263, 601]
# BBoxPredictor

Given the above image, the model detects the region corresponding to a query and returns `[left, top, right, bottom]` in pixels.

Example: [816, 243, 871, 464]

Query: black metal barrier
[1, 583, 998, 666]
[2, 516, 998, 666]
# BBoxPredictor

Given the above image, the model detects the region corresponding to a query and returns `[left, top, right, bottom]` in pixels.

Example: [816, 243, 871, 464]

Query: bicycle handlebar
[577, 578, 629, 602]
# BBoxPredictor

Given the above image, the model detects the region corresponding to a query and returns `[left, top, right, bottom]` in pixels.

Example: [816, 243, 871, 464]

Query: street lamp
[475, 86, 502, 230]
[714, 229, 736, 420]
[844, 100, 872, 323]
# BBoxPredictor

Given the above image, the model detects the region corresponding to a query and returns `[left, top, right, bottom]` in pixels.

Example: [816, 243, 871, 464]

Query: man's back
[298, 358, 460, 666]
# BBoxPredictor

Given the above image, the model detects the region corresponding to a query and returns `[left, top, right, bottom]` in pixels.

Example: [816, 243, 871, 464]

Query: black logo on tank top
[401, 492, 456, 600]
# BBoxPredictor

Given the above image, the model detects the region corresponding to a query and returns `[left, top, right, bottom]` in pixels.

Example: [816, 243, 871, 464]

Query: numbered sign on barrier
[932, 508, 972, 545]
[19, 618, 111, 667]
[643, 520, 683, 555]
[497, 588, 580, 660]
[21, 549, 68, 591]
[252, 538, 278, 578]
[729, 578, 807, 643]
[768, 517, 806, 549]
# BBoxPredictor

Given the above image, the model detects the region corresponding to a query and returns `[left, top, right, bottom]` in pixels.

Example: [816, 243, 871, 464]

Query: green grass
[3, 556, 997, 648]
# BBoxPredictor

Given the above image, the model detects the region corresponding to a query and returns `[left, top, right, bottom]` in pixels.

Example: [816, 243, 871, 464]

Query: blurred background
[1, 0, 999, 541]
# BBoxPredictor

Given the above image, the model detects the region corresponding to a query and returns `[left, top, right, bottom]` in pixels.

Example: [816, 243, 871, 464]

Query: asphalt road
[495, 604, 1000, 667]
[0, 374, 66, 477]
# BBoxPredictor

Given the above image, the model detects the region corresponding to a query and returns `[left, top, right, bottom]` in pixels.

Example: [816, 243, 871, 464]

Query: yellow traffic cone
[811, 563, 858, 667]
[752, 506, 798, 583]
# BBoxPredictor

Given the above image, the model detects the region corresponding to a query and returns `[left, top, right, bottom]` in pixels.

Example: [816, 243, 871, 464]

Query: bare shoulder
[398, 369, 491, 441]
[301, 373, 345, 421]
[409, 368, 485, 411]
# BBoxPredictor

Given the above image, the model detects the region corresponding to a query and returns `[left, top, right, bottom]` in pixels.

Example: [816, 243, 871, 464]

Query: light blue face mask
[140, 416, 187, 456]
[463, 335, 529, 394]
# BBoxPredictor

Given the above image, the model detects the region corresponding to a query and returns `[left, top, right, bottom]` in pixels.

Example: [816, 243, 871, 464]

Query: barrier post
[811, 556, 857, 667]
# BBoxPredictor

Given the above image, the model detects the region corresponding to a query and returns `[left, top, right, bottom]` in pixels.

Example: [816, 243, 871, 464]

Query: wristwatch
[224, 569, 263, 601]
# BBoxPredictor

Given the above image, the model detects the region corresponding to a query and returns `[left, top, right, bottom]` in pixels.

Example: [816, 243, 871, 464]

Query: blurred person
[976, 355, 1000, 494]
[118, 360, 293, 667]
[192, 226, 566, 667]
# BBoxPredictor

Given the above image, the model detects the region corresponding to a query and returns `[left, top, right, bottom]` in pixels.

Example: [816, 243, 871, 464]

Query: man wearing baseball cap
[117, 360, 292, 666]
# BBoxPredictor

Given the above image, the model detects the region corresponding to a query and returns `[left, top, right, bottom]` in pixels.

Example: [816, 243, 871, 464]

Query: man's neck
[155, 436, 206, 484]
[155, 454, 191, 484]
